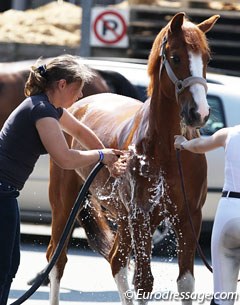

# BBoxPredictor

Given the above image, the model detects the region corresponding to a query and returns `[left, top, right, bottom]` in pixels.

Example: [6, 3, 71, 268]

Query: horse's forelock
[182, 23, 210, 54]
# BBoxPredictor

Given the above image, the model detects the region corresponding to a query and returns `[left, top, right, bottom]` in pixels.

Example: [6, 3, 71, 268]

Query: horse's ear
[197, 15, 220, 33]
[169, 12, 185, 33]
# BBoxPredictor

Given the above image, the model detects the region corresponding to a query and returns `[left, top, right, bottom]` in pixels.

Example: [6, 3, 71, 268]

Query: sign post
[80, 0, 94, 57]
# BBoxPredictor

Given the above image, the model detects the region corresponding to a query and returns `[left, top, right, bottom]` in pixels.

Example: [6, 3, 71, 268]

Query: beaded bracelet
[98, 150, 104, 162]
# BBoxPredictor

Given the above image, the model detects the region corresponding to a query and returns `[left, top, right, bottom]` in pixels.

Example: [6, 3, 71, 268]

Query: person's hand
[109, 152, 129, 177]
[174, 135, 187, 150]
[100, 148, 123, 165]
[101, 149, 129, 177]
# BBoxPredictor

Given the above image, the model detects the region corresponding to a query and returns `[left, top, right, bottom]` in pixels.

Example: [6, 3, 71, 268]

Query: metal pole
[12, 0, 28, 10]
[80, 0, 94, 57]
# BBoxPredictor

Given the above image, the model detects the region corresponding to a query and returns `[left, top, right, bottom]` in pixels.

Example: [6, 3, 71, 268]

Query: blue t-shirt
[0, 94, 63, 190]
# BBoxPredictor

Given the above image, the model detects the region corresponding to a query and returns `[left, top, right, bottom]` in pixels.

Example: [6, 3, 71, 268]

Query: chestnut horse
[46, 13, 219, 305]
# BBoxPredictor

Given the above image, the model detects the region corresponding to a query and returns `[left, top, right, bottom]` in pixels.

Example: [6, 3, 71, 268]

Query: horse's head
[148, 13, 219, 128]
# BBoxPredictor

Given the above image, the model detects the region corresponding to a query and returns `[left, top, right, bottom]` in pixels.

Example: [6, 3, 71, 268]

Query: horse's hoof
[27, 271, 50, 286]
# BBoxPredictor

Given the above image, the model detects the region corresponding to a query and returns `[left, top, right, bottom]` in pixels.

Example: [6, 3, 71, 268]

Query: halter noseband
[159, 35, 208, 100]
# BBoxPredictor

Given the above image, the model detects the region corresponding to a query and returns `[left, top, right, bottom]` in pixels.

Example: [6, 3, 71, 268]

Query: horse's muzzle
[182, 107, 209, 128]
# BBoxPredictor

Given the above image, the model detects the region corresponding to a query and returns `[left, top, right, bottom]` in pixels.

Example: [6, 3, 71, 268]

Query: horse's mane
[147, 17, 210, 97]
[147, 24, 168, 97]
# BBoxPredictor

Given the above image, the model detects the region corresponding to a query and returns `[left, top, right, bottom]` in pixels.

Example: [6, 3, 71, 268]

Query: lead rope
[176, 149, 213, 273]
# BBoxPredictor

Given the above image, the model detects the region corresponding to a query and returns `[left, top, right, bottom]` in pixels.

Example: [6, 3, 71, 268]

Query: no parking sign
[90, 7, 129, 48]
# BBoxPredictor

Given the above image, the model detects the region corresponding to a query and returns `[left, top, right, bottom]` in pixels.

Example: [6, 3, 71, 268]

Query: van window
[200, 95, 226, 136]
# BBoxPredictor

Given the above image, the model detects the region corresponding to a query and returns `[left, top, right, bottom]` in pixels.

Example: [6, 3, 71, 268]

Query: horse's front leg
[109, 215, 133, 305]
[175, 209, 202, 305]
[130, 207, 153, 305]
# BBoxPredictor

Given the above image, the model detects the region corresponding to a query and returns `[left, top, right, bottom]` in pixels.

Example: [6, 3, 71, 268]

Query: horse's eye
[170, 55, 180, 65]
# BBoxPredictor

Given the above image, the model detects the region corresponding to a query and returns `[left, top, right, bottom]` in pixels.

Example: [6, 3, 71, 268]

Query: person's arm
[35, 117, 121, 170]
[59, 108, 105, 150]
[174, 127, 229, 154]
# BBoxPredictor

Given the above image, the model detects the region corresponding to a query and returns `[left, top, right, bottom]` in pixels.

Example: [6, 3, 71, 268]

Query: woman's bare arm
[59, 108, 105, 149]
[174, 127, 229, 153]
[36, 117, 120, 169]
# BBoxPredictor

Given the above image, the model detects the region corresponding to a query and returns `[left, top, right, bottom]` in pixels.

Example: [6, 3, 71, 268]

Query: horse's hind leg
[109, 216, 133, 305]
[47, 213, 71, 305]
[175, 209, 202, 305]
[47, 164, 82, 305]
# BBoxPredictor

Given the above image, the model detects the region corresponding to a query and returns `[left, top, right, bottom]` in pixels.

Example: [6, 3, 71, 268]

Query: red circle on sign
[93, 10, 127, 44]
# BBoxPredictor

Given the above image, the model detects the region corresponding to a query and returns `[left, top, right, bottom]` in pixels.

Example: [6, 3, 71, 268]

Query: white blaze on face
[188, 50, 209, 119]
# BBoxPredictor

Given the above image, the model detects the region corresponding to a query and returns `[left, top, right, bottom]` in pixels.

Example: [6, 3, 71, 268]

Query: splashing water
[126, 144, 184, 267]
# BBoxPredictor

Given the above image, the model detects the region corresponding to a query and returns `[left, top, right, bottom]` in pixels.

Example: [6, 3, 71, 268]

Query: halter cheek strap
[159, 35, 208, 101]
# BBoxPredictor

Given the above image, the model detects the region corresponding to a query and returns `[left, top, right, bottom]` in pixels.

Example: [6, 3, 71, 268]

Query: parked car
[18, 59, 240, 234]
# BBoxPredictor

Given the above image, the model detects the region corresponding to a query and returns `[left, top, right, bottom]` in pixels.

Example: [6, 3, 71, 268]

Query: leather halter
[159, 35, 208, 100]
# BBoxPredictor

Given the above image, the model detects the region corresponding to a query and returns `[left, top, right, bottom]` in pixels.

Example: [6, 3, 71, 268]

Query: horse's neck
[135, 90, 180, 159]
[151, 92, 180, 137]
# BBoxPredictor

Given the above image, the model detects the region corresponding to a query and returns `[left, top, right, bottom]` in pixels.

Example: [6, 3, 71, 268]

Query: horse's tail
[78, 198, 115, 261]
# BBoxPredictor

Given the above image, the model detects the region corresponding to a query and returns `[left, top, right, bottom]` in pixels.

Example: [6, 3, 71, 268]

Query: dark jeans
[0, 182, 20, 305]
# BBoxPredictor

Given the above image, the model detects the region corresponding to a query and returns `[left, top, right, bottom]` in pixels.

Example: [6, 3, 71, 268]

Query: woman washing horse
[0, 54, 127, 305]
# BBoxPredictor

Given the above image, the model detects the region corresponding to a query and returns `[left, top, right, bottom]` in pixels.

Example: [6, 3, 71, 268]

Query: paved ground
[7, 223, 240, 305]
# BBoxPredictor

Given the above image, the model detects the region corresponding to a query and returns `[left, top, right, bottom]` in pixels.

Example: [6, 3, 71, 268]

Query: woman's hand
[101, 149, 129, 177]
[100, 148, 122, 165]
[174, 135, 187, 150]
[110, 153, 129, 177]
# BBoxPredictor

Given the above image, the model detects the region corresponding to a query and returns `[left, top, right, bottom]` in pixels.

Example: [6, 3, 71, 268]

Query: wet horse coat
[47, 13, 219, 305]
